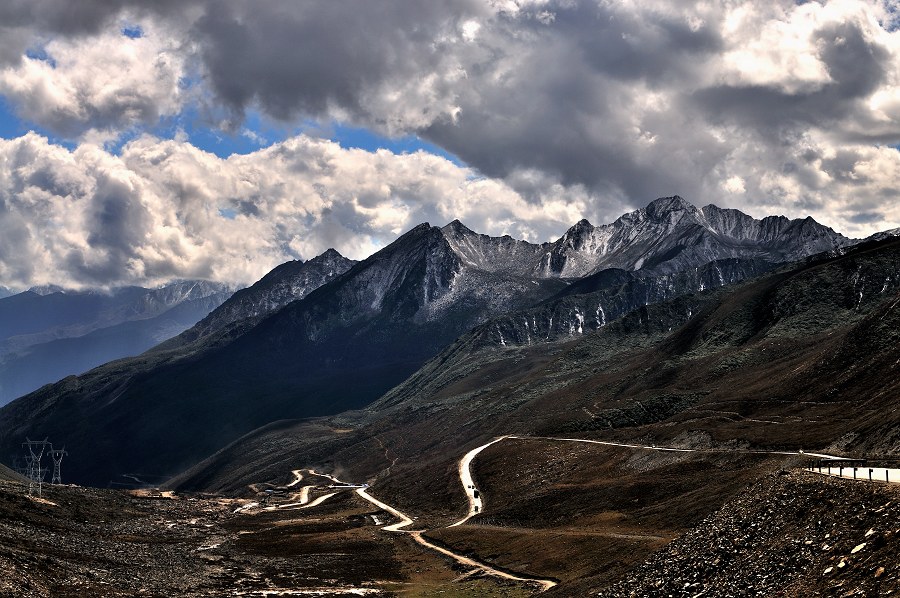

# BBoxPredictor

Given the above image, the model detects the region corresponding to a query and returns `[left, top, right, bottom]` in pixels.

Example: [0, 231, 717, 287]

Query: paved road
[286, 470, 304, 487]
[265, 435, 843, 594]
[261, 469, 559, 591]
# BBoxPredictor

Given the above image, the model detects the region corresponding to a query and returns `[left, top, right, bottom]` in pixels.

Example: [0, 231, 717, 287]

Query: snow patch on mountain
[439, 196, 854, 282]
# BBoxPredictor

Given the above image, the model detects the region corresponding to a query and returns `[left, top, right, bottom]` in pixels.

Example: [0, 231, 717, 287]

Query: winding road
[241, 467, 558, 591]
[354, 478, 557, 591]
[251, 436, 847, 594]
[449, 435, 510, 527]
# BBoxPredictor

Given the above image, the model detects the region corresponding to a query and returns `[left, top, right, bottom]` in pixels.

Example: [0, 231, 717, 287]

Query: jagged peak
[701, 203, 746, 215]
[780, 215, 843, 237]
[558, 218, 595, 240]
[27, 284, 67, 296]
[644, 195, 697, 217]
[573, 218, 593, 229]
[441, 219, 476, 236]
[308, 248, 349, 263]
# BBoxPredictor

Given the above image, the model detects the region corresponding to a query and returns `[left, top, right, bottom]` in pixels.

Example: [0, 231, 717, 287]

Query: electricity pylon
[22, 438, 50, 496]
[49, 447, 67, 485]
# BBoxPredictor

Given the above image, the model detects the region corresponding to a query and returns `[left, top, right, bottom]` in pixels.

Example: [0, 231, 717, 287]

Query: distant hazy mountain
[0, 281, 232, 353]
[0, 197, 866, 486]
[0, 281, 235, 406]
[157, 248, 357, 350]
[0, 293, 231, 406]
[0, 287, 13, 300]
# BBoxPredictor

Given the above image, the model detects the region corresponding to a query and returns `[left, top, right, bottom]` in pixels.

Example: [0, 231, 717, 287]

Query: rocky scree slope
[596, 471, 900, 597]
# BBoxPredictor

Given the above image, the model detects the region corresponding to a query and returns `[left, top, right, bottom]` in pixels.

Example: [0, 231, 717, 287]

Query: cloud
[0, 0, 899, 289]
[1, 129, 897, 291]
[0, 133, 588, 289]
[191, 0, 482, 133]
[0, 21, 187, 139]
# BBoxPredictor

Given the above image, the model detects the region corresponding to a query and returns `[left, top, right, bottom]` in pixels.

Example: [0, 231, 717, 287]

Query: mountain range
[0, 281, 235, 406]
[0, 197, 862, 486]
[169, 234, 900, 504]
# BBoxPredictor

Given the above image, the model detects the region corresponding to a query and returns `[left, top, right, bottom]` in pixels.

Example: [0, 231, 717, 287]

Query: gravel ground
[0, 480, 407, 597]
[596, 471, 900, 597]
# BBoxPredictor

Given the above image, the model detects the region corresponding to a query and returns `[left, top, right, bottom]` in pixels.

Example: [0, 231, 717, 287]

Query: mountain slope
[596, 471, 900, 596]
[0, 225, 565, 486]
[158, 248, 356, 350]
[0, 282, 234, 405]
[0, 293, 230, 405]
[169, 236, 900, 499]
[0, 197, 866, 487]
[160, 237, 900, 597]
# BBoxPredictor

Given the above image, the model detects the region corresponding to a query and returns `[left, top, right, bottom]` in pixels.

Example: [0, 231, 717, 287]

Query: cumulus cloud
[0, 0, 899, 289]
[191, 0, 481, 133]
[0, 133, 587, 289]
[0, 22, 187, 139]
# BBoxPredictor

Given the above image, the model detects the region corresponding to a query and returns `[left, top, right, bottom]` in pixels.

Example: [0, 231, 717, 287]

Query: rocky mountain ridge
[160, 249, 356, 349]
[0, 223, 566, 485]
[441, 196, 852, 281]
[538, 196, 853, 277]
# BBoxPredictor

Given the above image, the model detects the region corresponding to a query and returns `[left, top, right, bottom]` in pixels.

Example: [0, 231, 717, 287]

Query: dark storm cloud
[557, 2, 723, 83]
[848, 211, 884, 223]
[0, 0, 190, 37]
[193, 0, 483, 123]
[419, 2, 728, 211]
[3, 0, 897, 216]
[693, 20, 891, 141]
[182, 0, 729, 209]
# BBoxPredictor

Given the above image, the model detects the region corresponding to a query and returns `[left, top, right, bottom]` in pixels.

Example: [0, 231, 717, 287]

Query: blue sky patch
[327, 125, 464, 166]
[122, 25, 144, 39]
[25, 46, 56, 68]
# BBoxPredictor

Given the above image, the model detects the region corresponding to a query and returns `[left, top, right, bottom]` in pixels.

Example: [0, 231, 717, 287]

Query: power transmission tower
[22, 438, 50, 496]
[49, 447, 67, 484]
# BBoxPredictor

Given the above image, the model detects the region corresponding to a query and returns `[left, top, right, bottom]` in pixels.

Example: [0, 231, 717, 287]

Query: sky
[0, 0, 898, 290]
